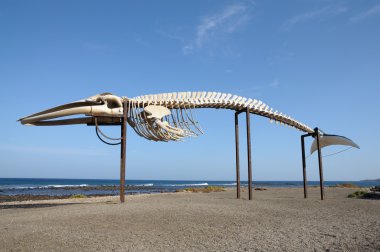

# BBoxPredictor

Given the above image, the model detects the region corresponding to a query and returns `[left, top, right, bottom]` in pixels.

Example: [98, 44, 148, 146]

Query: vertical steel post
[301, 135, 308, 198]
[235, 112, 241, 199]
[315, 128, 324, 200]
[246, 108, 253, 200]
[120, 102, 127, 203]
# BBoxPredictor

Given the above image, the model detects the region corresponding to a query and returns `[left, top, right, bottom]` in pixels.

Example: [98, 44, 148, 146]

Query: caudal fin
[310, 134, 360, 154]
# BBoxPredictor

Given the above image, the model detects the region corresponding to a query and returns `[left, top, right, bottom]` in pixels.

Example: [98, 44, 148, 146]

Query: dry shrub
[180, 186, 225, 193]
[335, 183, 359, 188]
[347, 190, 368, 198]
[70, 194, 87, 198]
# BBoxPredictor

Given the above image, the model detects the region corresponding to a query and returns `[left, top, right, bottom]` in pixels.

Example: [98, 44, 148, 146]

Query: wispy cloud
[81, 41, 108, 51]
[156, 29, 186, 43]
[183, 3, 251, 55]
[135, 36, 152, 48]
[281, 6, 347, 30]
[269, 79, 280, 88]
[350, 4, 380, 22]
[0, 145, 105, 156]
[235, 79, 280, 97]
[251, 79, 280, 91]
[266, 51, 295, 65]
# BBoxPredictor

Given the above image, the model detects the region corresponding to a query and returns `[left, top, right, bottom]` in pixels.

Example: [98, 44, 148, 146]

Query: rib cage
[126, 99, 204, 142]
[123, 91, 314, 141]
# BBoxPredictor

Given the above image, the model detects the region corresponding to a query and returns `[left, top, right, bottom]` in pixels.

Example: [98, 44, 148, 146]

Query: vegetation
[370, 186, 380, 192]
[177, 186, 225, 193]
[333, 183, 360, 188]
[347, 187, 380, 200]
[254, 187, 267, 191]
[70, 194, 87, 198]
[347, 190, 368, 198]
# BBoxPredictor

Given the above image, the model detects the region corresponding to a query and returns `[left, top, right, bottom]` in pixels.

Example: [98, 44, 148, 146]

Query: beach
[0, 187, 379, 251]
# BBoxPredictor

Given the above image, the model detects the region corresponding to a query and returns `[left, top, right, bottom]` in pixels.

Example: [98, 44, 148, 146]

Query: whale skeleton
[19, 91, 360, 202]
[19, 92, 359, 153]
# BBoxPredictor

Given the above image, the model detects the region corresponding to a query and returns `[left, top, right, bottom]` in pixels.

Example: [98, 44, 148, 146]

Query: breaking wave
[164, 182, 209, 187]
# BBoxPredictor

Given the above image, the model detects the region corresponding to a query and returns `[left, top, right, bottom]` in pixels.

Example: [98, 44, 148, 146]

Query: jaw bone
[19, 93, 124, 125]
[18, 92, 203, 142]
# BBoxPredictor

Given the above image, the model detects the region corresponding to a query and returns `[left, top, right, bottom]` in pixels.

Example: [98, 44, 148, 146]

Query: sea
[0, 178, 379, 197]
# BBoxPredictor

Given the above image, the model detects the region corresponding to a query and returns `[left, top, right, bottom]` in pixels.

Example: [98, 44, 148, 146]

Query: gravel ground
[0, 187, 379, 252]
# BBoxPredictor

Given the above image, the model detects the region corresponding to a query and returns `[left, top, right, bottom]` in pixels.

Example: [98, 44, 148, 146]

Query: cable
[94, 117, 123, 140]
[322, 146, 353, 158]
[94, 117, 122, 145]
[95, 127, 121, 145]
[306, 146, 354, 159]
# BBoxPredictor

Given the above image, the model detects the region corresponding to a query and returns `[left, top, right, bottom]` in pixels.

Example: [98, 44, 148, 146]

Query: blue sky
[0, 0, 379, 181]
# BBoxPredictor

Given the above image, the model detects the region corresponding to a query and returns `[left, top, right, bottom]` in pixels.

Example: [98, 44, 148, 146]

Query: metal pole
[235, 112, 241, 199]
[120, 102, 127, 203]
[301, 135, 308, 198]
[246, 108, 252, 200]
[315, 128, 324, 200]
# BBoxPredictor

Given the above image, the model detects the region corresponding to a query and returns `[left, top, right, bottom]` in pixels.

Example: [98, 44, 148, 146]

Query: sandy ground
[0, 188, 379, 252]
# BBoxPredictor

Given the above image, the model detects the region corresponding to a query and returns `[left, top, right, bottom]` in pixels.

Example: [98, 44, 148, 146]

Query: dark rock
[254, 188, 267, 191]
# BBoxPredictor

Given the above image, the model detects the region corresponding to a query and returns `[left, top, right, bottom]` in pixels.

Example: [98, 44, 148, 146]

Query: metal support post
[246, 108, 253, 200]
[315, 128, 324, 200]
[301, 134, 308, 198]
[235, 112, 241, 199]
[120, 102, 127, 203]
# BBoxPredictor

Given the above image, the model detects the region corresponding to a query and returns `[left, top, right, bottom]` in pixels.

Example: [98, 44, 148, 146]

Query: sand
[0, 187, 379, 251]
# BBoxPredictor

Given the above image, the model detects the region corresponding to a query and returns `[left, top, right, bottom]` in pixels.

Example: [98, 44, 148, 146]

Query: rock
[254, 188, 267, 191]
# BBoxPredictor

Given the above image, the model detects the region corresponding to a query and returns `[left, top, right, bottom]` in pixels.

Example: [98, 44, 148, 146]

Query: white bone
[19, 91, 316, 141]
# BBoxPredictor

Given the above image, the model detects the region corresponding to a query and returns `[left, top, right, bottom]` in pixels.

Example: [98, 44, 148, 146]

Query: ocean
[0, 178, 379, 197]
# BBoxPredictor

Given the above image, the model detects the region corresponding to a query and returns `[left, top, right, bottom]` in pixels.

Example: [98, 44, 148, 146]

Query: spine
[128, 92, 313, 133]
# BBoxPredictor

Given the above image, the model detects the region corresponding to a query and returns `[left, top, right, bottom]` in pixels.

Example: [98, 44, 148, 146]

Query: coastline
[2, 178, 379, 204]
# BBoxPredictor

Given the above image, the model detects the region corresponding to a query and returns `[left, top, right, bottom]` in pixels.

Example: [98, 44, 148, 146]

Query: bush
[180, 186, 225, 193]
[347, 190, 368, 198]
[336, 183, 360, 188]
[370, 186, 380, 192]
[70, 194, 87, 198]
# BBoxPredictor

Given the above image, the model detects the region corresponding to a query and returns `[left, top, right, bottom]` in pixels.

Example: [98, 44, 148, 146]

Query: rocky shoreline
[0, 185, 175, 203]
[4, 185, 164, 191]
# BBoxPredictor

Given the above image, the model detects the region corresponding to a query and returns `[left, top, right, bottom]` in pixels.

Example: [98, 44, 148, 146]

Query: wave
[220, 183, 237, 186]
[164, 182, 209, 187]
[1, 184, 90, 190]
[46, 184, 89, 188]
[134, 183, 154, 187]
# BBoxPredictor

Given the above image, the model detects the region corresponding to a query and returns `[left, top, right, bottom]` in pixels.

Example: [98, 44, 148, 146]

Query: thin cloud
[156, 29, 186, 43]
[81, 41, 108, 51]
[183, 4, 251, 54]
[269, 79, 280, 88]
[350, 4, 380, 22]
[135, 36, 152, 48]
[237, 80, 280, 96]
[281, 6, 347, 30]
[266, 51, 295, 65]
[251, 80, 280, 91]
